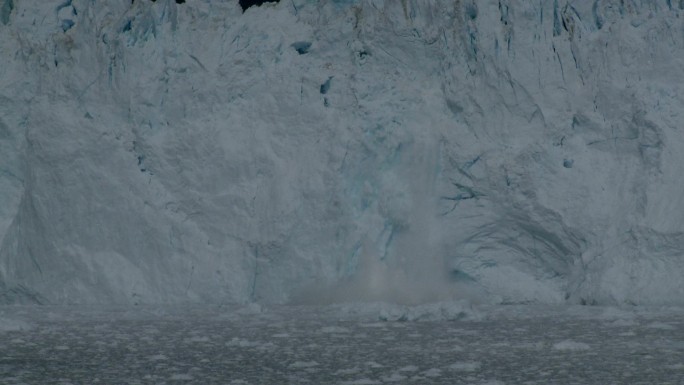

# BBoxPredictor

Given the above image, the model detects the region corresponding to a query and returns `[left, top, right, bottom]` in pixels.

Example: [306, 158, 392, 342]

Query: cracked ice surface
[2, 0, 684, 305]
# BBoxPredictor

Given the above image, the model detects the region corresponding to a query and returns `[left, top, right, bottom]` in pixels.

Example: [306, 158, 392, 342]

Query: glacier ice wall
[1, 0, 684, 305]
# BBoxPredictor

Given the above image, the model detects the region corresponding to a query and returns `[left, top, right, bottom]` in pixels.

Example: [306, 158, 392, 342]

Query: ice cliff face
[1, 0, 684, 305]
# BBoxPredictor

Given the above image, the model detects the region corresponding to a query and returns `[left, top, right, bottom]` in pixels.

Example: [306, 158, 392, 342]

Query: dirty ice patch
[608, 318, 638, 327]
[319, 325, 350, 333]
[378, 301, 479, 321]
[646, 321, 676, 330]
[335, 367, 361, 375]
[0, 317, 32, 332]
[184, 335, 211, 343]
[381, 373, 407, 382]
[422, 368, 442, 377]
[341, 379, 381, 385]
[448, 361, 481, 372]
[169, 373, 193, 380]
[595, 306, 638, 322]
[552, 340, 591, 351]
[226, 337, 262, 348]
[289, 361, 319, 368]
[332, 300, 480, 322]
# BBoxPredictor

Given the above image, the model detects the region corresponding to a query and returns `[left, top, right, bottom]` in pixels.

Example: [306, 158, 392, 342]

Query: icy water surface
[1, 304, 683, 384]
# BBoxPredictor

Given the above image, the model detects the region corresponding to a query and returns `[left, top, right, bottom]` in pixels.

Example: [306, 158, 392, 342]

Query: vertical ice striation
[1, 0, 684, 305]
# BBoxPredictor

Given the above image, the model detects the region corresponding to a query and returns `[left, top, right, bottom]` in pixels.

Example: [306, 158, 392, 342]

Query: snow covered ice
[2, 0, 684, 382]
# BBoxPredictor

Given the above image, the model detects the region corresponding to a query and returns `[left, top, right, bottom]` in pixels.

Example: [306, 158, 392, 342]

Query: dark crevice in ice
[239, 0, 280, 13]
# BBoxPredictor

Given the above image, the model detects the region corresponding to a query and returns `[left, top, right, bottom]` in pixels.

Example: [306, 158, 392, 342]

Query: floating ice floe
[0, 317, 32, 332]
[552, 340, 591, 351]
